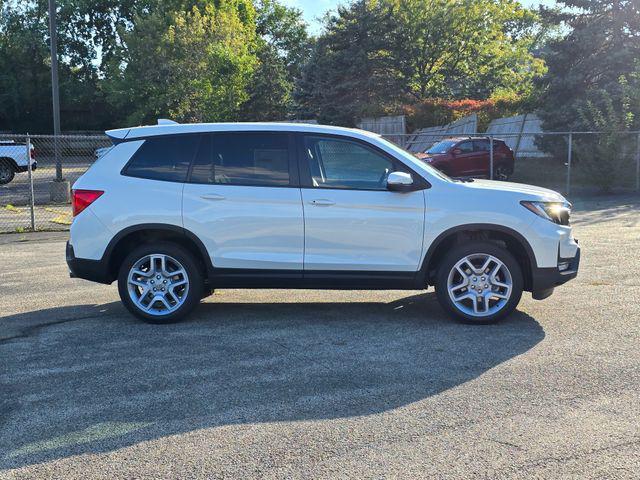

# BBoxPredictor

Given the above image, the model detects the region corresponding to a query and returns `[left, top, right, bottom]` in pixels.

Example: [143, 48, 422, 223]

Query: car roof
[106, 122, 379, 142]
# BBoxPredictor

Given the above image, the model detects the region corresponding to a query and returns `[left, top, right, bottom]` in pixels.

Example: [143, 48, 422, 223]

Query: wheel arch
[419, 224, 536, 291]
[103, 224, 213, 283]
[0, 156, 18, 170]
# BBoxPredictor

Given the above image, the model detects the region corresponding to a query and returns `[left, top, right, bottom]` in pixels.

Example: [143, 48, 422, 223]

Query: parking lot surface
[1, 196, 639, 479]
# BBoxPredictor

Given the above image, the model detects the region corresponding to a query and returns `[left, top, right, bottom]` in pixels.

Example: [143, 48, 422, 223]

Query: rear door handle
[310, 199, 335, 206]
[200, 193, 225, 201]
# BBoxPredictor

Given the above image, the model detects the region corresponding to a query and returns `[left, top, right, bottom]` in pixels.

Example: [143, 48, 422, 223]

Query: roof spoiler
[106, 119, 179, 143]
[105, 128, 130, 144]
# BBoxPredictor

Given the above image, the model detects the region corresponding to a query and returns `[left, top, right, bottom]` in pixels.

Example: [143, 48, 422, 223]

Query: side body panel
[420, 181, 569, 269]
[301, 188, 425, 271]
[0, 144, 31, 168]
[182, 184, 304, 270]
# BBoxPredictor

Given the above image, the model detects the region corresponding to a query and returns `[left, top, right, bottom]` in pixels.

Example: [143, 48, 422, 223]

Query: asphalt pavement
[0, 196, 639, 479]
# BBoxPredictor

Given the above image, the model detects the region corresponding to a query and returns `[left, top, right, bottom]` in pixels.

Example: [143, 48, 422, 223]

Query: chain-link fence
[0, 130, 638, 233]
[387, 131, 640, 196]
[0, 134, 110, 233]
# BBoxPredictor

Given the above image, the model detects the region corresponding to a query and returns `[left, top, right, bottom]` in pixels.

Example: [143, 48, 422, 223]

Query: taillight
[30, 147, 35, 159]
[72, 189, 104, 216]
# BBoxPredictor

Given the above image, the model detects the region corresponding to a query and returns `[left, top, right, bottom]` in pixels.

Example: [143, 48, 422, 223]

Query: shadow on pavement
[0, 292, 544, 470]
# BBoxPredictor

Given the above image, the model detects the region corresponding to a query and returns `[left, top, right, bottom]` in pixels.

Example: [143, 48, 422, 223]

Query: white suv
[67, 122, 580, 324]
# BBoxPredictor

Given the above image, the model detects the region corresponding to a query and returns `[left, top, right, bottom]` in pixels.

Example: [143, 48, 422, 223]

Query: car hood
[460, 179, 566, 202]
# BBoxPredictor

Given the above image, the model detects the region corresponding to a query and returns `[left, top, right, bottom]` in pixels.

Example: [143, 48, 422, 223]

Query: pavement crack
[485, 437, 526, 451]
[0, 311, 117, 343]
[518, 437, 640, 471]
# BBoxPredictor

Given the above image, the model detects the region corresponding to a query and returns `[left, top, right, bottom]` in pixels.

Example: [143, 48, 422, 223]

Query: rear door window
[473, 139, 490, 152]
[123, 135, 200, 182]
[190, 133, 290, 186]
[457, 141, 474, 153]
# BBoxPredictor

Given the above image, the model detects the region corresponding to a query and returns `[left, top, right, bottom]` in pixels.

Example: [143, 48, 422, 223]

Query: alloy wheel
[446, 253, 512, 318]
[127, 254, 189, 316]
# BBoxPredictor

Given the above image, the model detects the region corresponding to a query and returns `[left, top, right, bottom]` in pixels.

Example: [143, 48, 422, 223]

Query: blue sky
[285, 0, 556, 34]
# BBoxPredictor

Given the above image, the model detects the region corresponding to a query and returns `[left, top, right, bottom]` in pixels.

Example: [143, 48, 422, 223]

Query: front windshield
[426, 140, 456, 154]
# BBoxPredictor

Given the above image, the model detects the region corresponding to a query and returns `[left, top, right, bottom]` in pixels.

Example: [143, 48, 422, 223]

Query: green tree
[1, 0, 311, 131]
[103, 1, 258, 124]
[298, 0, 544, 126]
[254, 0, 310, 78]
[0, 1, 109, 132]
[390, 0, 543, 100]
[573, 78, 637, 192]
[536, 0, 640, 132]
[240, 0, 311, 120]
[240, 45, 293, 121]
[296, 0, 398, 125]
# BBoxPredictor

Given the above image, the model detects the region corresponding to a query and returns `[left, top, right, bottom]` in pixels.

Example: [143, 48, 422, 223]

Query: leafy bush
[573, 83, 635, 192]
[402, 94, 526, 132]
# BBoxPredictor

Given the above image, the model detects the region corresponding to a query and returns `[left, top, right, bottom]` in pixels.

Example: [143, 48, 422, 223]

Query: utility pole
[48, 0, 69, 202]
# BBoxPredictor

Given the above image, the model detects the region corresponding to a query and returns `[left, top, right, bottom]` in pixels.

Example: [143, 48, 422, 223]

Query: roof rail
[157, 119, 179, 125]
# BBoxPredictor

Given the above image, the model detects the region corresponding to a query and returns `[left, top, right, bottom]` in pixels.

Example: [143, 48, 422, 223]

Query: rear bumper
[15, 161, 37, 173]
[66, 241, 112, 284]
[531, 245, 580, 300]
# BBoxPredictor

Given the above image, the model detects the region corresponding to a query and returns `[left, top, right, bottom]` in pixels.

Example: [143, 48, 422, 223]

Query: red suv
[415, 137, 514, 180]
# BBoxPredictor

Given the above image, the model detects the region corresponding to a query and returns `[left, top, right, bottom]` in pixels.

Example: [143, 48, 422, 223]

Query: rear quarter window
[123, 135, 200, 182]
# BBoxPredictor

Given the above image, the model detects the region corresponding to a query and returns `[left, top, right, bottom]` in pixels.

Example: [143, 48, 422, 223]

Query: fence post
[489, 134, 494, 180]
[566, 132, 573, 196]
[636, 132, 640, 192]
[26, 135, 36, 231]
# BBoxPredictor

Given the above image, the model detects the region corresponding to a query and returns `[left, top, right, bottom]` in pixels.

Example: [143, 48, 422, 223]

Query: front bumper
[531, 245, 580, 300]
[66, 241, 112, 284]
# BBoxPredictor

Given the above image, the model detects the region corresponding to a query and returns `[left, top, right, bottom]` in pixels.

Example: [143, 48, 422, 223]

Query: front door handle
[310, 199, 335, 206]
[200, 193, 225, 201]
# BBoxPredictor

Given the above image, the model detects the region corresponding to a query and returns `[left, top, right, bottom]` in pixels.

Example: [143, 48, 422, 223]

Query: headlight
[520, 200, 571, 225]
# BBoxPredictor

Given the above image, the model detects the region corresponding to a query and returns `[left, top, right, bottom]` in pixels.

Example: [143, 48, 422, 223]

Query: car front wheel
[117, 242, 204, 323]
[435, 241, 523, 324]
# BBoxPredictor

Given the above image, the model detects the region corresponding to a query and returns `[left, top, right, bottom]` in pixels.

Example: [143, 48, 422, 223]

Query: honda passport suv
[67, 122, 579, 324]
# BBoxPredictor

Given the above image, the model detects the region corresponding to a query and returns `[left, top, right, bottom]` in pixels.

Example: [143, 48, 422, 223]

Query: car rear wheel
[435, 241, 523, 324]
[494, 164, 510, 181]
[117, 242, 204, 324]
[0, 160, 15, 185]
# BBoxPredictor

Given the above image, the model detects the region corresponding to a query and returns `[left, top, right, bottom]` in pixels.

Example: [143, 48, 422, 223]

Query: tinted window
[190, 133, 290, 186]
[124, 135, 199, 182]
[304, 136, 395, 190]
[473, 139, 489, 152]
[457, 141, 473, 153]
[426, 140, 456, 154]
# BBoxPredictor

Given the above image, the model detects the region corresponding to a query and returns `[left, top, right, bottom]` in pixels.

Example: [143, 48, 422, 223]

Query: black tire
[434, 241, 523, 324]
[0, 160, 15, 185]
[493, 164, 511, 181]
[117, 242, 204, 324]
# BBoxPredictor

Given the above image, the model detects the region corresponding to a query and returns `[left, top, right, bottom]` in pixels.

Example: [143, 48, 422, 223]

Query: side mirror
[387, 171, 414, 192]
[452, 148, 462, 155]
